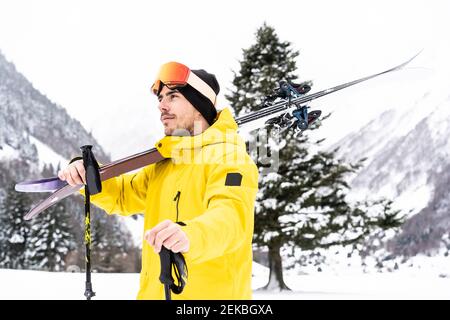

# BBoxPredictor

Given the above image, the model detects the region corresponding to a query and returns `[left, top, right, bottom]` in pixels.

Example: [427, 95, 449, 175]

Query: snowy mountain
[0, 50, 140, 272]
[0, 50, 109, 173]
[332, 64, 450, 257]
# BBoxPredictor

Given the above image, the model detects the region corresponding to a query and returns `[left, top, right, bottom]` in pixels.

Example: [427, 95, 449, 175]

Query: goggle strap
[187, 72, 217, 106]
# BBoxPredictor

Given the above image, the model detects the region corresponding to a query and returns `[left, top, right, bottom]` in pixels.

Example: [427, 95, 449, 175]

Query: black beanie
[176, 69, 220, 125]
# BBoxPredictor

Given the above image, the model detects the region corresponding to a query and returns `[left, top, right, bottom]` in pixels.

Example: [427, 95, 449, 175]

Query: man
[58, 62, 259, 299]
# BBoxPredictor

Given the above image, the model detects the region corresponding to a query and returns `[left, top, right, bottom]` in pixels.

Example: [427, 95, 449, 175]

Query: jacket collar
[155, 107, 245, 160]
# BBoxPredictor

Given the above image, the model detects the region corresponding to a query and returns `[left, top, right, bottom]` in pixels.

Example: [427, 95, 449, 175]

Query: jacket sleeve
[80, 164, 154, 216]
[182, 159, 259, 264]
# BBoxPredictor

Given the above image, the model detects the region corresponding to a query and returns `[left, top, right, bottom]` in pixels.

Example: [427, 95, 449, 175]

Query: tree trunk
[261, 241, 290, 291]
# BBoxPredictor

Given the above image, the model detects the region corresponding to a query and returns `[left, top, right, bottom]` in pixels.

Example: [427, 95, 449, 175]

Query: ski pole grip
[80, 145, 102, 195]
[159, 247, 173, 286]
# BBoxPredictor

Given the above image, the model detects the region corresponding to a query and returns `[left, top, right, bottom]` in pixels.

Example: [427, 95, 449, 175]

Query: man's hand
[57, 160, 86, 186]
[144, 219, 190, 254]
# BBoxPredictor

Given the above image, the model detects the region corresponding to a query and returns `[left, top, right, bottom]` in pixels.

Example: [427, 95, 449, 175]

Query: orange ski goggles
[151, 62, 217, 105]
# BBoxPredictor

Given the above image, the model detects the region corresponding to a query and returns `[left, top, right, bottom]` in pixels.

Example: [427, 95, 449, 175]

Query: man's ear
[194, 110, 204, 120]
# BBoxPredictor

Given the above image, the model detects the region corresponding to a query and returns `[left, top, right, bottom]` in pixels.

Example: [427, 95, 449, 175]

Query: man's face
[157, 86, 205, 136]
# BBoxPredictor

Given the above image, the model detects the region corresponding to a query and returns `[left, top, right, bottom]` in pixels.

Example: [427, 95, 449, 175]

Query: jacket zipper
[174, 191, 181, 222]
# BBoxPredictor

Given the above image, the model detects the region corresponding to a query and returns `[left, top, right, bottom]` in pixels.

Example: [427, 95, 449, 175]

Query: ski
[235, 51, 420, 130]
[15, 148, 164, 193]
[17, 148, 165, 220]
[15, 52, 419, 220]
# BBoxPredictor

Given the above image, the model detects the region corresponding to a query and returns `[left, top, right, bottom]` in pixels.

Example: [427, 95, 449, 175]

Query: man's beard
[165, 123, 193, 136]
[166, 120, 202, 136]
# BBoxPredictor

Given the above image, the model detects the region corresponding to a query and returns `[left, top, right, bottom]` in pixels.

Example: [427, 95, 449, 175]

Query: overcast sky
[0, 0, 448, 158]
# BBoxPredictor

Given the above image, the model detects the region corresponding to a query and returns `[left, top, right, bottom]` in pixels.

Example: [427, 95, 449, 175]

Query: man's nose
[158, 99, 169, 112]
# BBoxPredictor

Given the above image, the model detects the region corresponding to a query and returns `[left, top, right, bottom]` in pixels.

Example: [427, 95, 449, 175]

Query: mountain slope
[333, 69, 450, 256]
[0, 50, 109, 171]
[0, 50, 140, 272]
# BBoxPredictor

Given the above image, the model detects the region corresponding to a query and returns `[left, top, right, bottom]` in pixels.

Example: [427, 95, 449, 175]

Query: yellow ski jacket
[87, 108, 259, 299]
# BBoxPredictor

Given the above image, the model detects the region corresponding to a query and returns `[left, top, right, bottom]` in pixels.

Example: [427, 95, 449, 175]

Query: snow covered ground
[1, 259, 450, 300]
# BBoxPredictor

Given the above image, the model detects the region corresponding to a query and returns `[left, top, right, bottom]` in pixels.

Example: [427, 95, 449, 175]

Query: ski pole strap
[69, 156, 83, 164]
[159, 246, 188, 300]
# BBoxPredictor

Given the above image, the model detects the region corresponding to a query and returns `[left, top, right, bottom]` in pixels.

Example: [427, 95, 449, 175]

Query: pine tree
[91, 213, 138, 272]
[27, 164, 76, 271]
[227, 23, 404, 291]
[225, 22, 300, 117]
[255, 135, 404, 289]
[226, 22, 306, 290]
[27, 202, 75, 271]
[0, 184, 32, 269]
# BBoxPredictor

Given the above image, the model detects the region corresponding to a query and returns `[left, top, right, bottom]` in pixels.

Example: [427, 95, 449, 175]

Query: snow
[353, 170, 433, 219]
[1, 258, 450, 299]
[0, 143, 18, 161]
[427, 96, 450, 155]
[8, 234, 24, 244]
[254, 272, 450, 300]
[326, 52, 450, 219]
[29, 135, 68, 171]
[393, 183, 434, 218]
[0, 269, 139, 300]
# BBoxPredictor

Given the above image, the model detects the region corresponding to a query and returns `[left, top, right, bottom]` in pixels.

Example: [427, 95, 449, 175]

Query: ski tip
[409, 49, 424, 63]
[14, 182, 34, 193]
[14, 182, 33, 193]
[14, 178, 67, 193]
[399, 50, 423, 70]
[24, 206, 42, 220]
[24, 211, 34, 221]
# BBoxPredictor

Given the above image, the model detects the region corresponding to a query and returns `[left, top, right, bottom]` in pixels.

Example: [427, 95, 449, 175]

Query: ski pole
[81, 145, 102, 300]
[159, 247, 172, 300]
[83, 186, 95, 300]
[158, 246, 188, 300]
